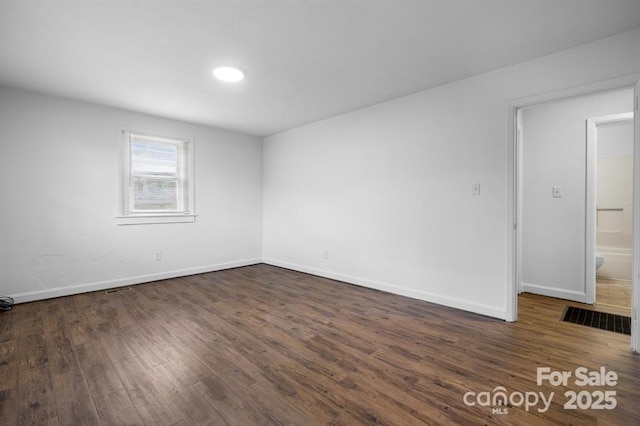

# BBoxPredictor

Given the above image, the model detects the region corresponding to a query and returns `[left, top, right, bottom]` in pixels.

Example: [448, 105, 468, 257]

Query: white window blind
[121, 131, 194, 219]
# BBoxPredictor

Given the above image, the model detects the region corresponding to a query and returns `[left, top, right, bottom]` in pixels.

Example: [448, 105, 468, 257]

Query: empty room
[1, 1, 640, 425]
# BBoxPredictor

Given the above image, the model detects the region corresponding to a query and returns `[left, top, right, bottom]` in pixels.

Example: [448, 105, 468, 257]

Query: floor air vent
[105, 287, 132, 294]
[561, 306, 631, 335]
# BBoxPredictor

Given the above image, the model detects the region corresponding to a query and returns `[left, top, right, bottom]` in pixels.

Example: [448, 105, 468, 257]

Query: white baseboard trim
[521, 282, 588, 303]
[11, 257, 510, 320]
[263, 258, 506, 320]
[10, 258, 262, 304]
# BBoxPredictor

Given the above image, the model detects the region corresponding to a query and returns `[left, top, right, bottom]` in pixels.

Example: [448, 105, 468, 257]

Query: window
[118, 131, 195, 225]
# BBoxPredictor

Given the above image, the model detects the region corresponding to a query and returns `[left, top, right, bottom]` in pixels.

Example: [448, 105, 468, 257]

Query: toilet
[596, 253, 605, 270]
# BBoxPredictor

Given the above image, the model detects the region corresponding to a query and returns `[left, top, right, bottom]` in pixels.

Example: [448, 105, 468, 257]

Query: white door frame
[506, 74, 640, 352]
[586, 113, 634, 304]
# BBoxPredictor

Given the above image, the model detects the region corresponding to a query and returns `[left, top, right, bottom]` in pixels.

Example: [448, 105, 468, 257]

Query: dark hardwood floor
[1, 264, 638, 425]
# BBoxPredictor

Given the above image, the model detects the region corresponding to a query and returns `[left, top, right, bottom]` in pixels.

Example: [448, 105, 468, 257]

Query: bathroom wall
[0, 86, 264, 303]
[596, 119, 634, 280]
[520, 89, 633, 302]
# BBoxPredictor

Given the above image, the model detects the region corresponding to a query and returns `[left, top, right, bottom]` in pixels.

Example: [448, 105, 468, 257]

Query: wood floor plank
[194, 379, 254, 425]
[16, 334, 57, 425]
[118, 325, 171, 369]
[93, 389, 143, 426]
[0, 339, 18, 425]
[50, 368, 89, 411]
[41, 297, 83, 334]
[164, 384, 229, 426]
[0, 310, 16, 343]
[95, 330, 136, 365]
[43, 329, 80, 375]
[55, 394, 100, 426]
[112, 356, 185, 426]
[150, 364, 232, 425]
[74, 338, 125, 399]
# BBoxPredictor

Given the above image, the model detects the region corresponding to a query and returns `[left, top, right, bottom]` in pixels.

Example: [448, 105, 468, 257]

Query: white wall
[599, 121, 635, 158]
[0, 87, 263, 302]
[263, 28, 640, 319]
[520, 90, 633, 301]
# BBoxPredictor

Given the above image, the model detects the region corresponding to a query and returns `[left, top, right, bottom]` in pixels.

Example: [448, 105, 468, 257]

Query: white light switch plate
[552, 186, 563, 198]
[472, 183, 481, 195]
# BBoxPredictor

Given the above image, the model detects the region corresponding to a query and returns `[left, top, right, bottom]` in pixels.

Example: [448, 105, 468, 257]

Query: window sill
[115, 214, 196, 226]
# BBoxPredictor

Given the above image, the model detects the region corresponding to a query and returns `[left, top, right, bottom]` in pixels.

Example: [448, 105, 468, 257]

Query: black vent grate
[561, 306, 631, 335]
[105, 287, 132, 295]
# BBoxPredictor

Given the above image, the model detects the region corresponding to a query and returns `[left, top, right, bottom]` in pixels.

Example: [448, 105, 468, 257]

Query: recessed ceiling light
[212, 66, 244, 83]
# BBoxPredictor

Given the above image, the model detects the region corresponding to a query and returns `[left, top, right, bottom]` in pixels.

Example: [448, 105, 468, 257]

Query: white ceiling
[2, 1, 640, 137]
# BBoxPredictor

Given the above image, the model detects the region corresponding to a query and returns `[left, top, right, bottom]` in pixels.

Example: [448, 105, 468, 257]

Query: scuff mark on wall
[91, 251, 113, 262]
[27, 249, 128, 290]
[27, 252, 69, 289]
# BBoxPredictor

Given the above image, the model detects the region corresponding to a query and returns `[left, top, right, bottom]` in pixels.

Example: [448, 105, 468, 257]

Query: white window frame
[117, 130, 195, 225]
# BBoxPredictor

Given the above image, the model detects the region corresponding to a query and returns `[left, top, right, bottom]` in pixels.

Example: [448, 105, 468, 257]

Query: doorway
[587, 113, 634, 312]
[508, 80, 640, 352]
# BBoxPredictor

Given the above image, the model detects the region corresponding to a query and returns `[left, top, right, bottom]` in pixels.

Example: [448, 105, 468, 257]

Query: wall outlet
[323, 250, 329, 260]
[155, 252, 162, 261]
[472, 183, 481, 195]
